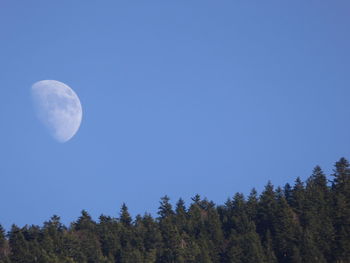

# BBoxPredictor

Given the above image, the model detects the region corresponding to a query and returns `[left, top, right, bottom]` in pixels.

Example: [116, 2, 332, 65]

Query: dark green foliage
[8, 225, 30, 263]
[224, 193, 265, 263]
[158, 196, 174, 219]
[304, 166, 334, 261]
[0, 225, 9, 263]
[273, 187, 302, 262]
[331, 158, 350, 262]
[2, 158, 350, 262]
[120, 204, 132, 227]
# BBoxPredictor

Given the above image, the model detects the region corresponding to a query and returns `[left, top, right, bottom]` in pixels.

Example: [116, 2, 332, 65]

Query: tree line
[1, 157, 350, 263]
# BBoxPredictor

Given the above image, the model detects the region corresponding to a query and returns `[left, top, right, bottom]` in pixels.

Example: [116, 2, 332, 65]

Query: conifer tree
[331, 158, 350, 261]
[0, 225, 5, 250]
[256, 181, 277, 240]
[299, 229, 326, 263]
[120, 203, 132, 227]
[98, 215, 120, 260]
[175, 198, 187, 234]
[73, 210, 104, 262]
[246, 188, 259, 222]
[158, 196, 174, 219]
[1, 158, 350, 263]
[273, 188, 302, 263]
[332, 157, 350, 194]
[158, 196, 182, 263]
[224, 193, 265, 263]
[0, 225, 9, 263]
[74, 210, 96, 231]
[8, 225, 30, 263]
[290, 177, 306, 225]
[118, 204, 136, 262]
[304, 166, 334, 261]
[264, 230, 277, 263]
[284, 183, 293, 205]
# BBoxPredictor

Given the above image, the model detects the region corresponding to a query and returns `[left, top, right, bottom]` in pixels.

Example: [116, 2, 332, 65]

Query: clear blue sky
[1, 1, 350, 229]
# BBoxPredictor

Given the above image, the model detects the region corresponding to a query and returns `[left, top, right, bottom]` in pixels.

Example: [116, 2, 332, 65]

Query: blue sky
[1, 1, 350, 229]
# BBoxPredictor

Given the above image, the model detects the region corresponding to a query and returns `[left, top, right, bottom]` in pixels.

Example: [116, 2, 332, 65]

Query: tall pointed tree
[120, 203, 132, 227]
[8, 225, 30, 263]
[304, 166, 334, 261]
[256, 181, 277, 239]
[175, 198, 188, 234]
[331, 158, 350, 261]
[158, 196, 174, 220]
[0, 224, 9, 262]
[226, 193, 265, 263]
[273, 187, 302, 263]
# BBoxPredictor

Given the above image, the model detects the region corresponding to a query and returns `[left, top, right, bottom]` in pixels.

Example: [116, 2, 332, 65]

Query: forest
[1, 157, 350, 263]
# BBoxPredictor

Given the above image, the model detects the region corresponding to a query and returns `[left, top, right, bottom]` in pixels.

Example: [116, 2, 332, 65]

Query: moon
[31, 80, 83, 143]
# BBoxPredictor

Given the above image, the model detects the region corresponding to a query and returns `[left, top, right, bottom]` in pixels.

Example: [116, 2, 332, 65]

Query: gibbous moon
[31, 80, 83, 143]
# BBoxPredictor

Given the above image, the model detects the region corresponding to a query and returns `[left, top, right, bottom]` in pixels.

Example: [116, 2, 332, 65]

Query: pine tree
[158, 196, 182, 263]
[0, 225, 9, 263]
[201, 199, 224, 262]
[98, 215, 120, 260]
[304, 166, 334, 261]
[117, 204, 137, 263]
[175, 198, 187, 234]
[0, 225, 5, 250]
[290, 177, 306, 225]
[225, 193, 265, 263]
[273, 188, 302, 263]
[8, 225, 30, 263]
[62, 231, 87, 263]
[140, 214, 161, 252]
[73, 210, 104, 262]
[263, 230, 277, 263]
[74, 210, 96, 231]
[246, 188, 259, 222]
[284, 183, 293, 205]
[332, 157, 350, 193]
[256, 181, 277, 239]
[158, 196, 174, 219]
[331, 158, 350, 262]
[299, 229, 326, 263]
[120, 203, 132, 227]
[2, 157, 350, 263]
[41, 215, 65, 259]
